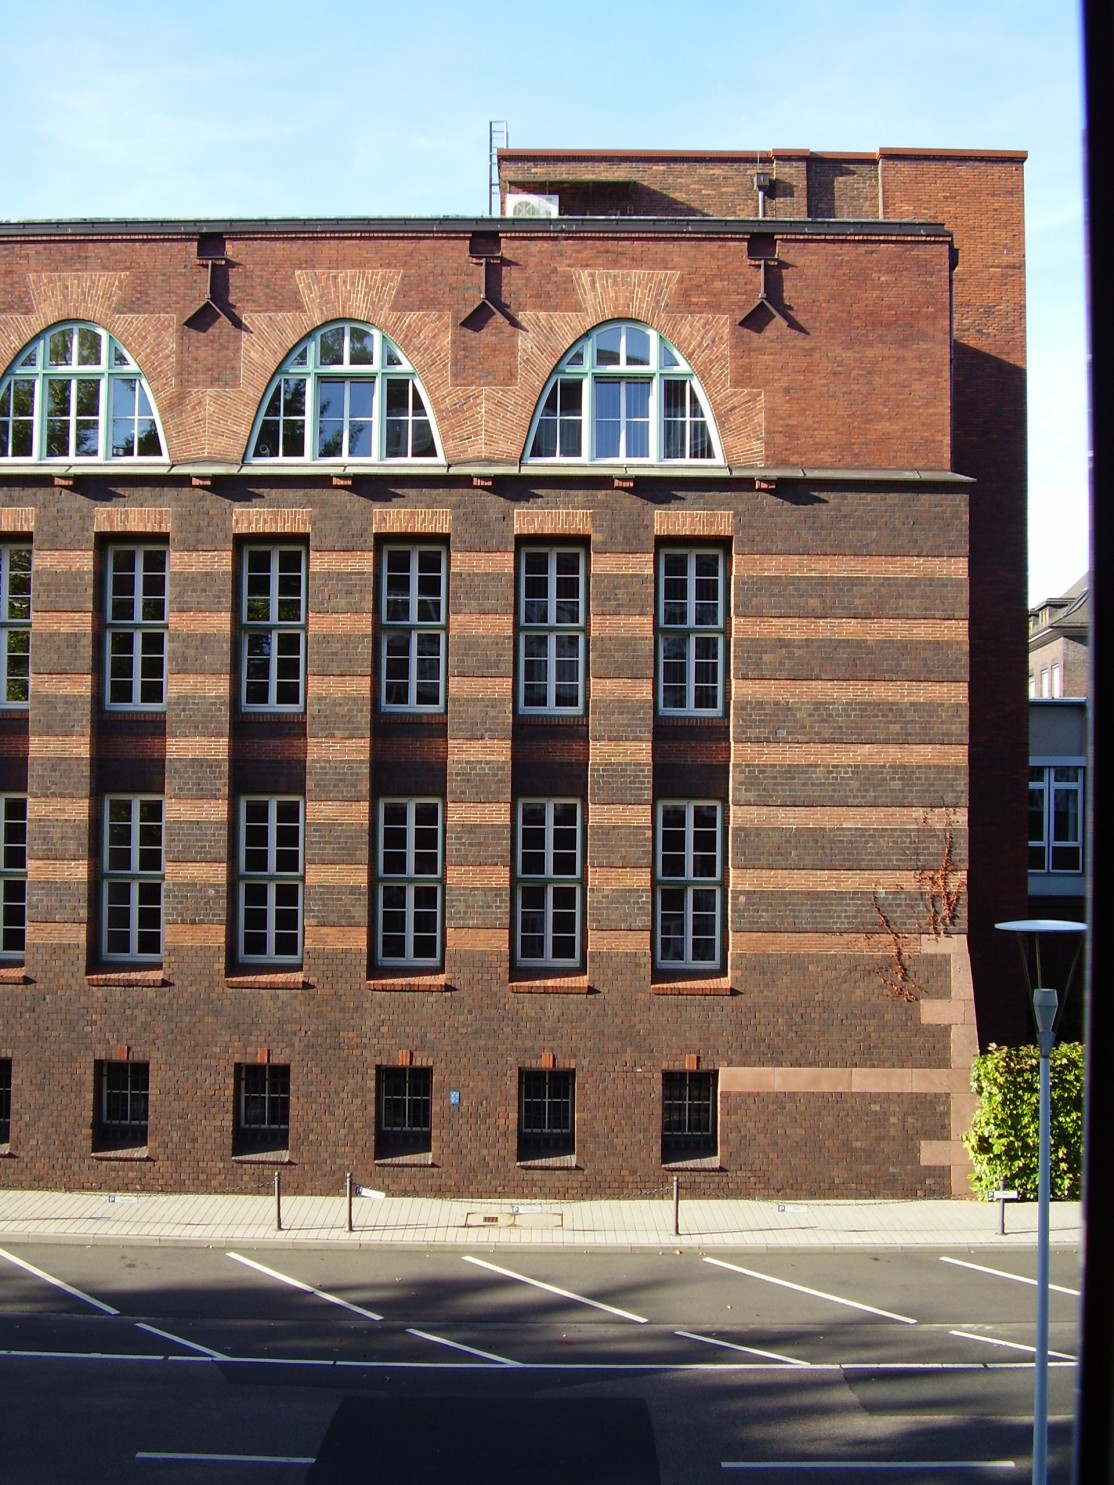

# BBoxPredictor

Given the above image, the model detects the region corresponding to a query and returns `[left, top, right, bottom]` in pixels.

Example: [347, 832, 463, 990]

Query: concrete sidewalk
[0, 1186, 1084, 1250]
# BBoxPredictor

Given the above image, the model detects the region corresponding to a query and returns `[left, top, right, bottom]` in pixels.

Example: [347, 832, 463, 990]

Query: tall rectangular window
[238, 797, 304, 963]
[102, 796, 164, 961]
[0, 795, 27, 960]
[380, 546, 446, 711]
[655, 801, 723, 971]
[105, 545, 168, 709]
[657, 548, 725, 715]
[234, 1062, 290, 1153]
[375, 1066, 433, 1158]
[518, 1069, 575, 1161]
[518, 547, 586, 713]
[240, 546, 306, 711]
[0, 544, 31, 707]
[0, 1058, 11, 1145]
[94, 1060, 149, 1149]
[376, 799, 443, 967]
[661, 1069, 718, 1162]
[515, 799, 583, 969]
[1029, 765, 1085, 874]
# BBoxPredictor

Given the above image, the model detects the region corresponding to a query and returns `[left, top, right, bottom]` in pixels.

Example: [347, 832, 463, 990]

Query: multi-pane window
[1029, 764, 1085, 874]
[105, 545, 168, 709]
[0, 544, 31, 706]
[0, 323, 164, 461]
[95, 1060, 150, 1149]
[661, 1070, 718, 1162]
[0, 1058, 10, 1144]
[518, 1069, 575, 1161]
[516, 800, 583, 968]
[657, 549, 726, 715]
[380, 546, 446, 711]
[102, 797, 164, 961]
[235, 1063, 290, 1152]
[526, 321, 719, 463]
[518, 547, 586, 713]
[655, 801, 724, 971]
[0, 796, 27, 960]
[241, 547, 307, 711]
[375, 1066, 433, 1158]
[248, 321, 440, 462]
[238, 798, 304, 963]
[377, 799, 443, 967]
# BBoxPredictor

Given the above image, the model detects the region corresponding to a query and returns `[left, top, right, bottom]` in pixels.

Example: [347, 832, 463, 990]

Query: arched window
[247, 322, 441, 462]
[525, 321, 721, 464]
[0, 323, 165, 461]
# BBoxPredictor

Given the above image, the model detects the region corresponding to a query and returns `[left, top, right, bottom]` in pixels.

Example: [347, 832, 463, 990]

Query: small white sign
[989, 1189, 1019, 1202]
[355, 1187, 386, 1200]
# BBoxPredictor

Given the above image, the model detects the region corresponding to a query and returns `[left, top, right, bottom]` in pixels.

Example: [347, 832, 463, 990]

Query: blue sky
[1, 0, 1088, 603]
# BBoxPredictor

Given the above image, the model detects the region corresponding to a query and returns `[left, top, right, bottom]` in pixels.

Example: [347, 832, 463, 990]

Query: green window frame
[0, 795, 27, 961]
[240, 546, 307, 712]
[655, 800, 724, 972]
[379, 545, 447, 712]
[525, 320, 720, 464]
[105, 545, 168, 710]
[0, 544, 31, 707]
[515, 799, 583, 969]
[102, 796, 164, 962]
[247, 320, 441, 463]
[657, 548, 726, 716]
[0, 322, 165, 462]
[517, 546, 586, 714]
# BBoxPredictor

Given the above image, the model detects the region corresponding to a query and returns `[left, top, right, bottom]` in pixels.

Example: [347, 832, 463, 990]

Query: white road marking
[137, 1453, 314, 1465]
[134, 1322, 228, 1359]
[405, 1327, 522, 1365]
[721, 1463, 1017, 1472]
[940, 1256, 1081, 1296]
[226, 1252, 383, 1320]
[463, 1255, 650, 1323]
[0, 1246, 119, 1315]
[951, 1329, 1077, 1361]
[675, 1330, 809, 1366]
[703, 1258, 918, 1325]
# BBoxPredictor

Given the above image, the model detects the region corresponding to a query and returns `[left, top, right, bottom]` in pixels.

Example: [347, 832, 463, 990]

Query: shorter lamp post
[995, 918, 1086, 1485]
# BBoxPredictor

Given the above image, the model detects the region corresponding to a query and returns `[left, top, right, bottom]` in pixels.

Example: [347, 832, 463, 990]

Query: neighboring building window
[0, 323, 165, 461]
[518, 547, 586, 714]
[234, 1063, 290, 1153]
[657, 548, 726, 715]
[1029, 765, 1085, 874]
[238, 797, 304, 963]
[375, 1066, 433, 1158]
[380, 546, 446, 712]
[0, 544, 31, 706]
[515, 799, 583, 969]
[655, 801, 724, 971]
[0, 1058, 11, 1145]
[526, 321, 719, 463]
[102, 796, 164, 961]
[1040, 666, 1050, 697]
[240, 547, 307, 712]
[0, 796, 26, 960]
[518, 1068, 575, 1161]
[376, 799, 443, 967]
[661, 1069, 718, 1162]
[247, 321, 440, 462]
[1050, 661, 1062, 698]
[105, 545, 168, 709]
[94, 1060, 149, 1149]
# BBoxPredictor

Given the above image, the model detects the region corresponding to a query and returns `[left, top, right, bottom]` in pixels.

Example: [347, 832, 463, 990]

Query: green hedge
[963, 1042, 1085, 1200]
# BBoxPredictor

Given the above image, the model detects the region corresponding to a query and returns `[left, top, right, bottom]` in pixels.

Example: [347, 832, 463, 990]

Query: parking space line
[135, 1322, 228, 1360]
[940, 1256, 1080, 1296]
[226, 1252, 383, 1320]
[951, 1329, 1077, 1361]
[137, 1453, 314, 1465]
[462, 1256, 649, 1323]
[721, 1462, 1017, 1472]
[405, 1327, 523, 1365]
[703, 1258, 918, 1324]
[0, 1246, 119, 1315]
[675, 1330, 809, 1366]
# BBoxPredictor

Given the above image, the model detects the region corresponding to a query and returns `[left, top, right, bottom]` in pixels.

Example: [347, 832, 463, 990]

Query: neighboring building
[0, 146, 1029, 1200]
[1029, 572, 1089, 698]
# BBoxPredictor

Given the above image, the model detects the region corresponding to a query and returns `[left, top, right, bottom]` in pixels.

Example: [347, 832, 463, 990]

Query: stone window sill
[367, 973, 448, 992]
[651, 976, 733, 995]
[509, 975, 590, 994]
[87, 969, 170, 988]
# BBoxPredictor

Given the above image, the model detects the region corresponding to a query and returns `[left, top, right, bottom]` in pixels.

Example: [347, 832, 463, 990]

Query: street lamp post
[995, 918, 1086, 1485]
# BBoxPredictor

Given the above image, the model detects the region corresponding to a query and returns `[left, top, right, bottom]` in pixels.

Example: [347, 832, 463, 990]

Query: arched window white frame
[247, 321, 442, 463]
[0, 322, 166, 462]
[525, 321, 722, 464]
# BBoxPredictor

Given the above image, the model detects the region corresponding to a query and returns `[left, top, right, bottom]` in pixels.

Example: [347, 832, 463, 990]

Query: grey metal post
[274, 1170, 282, 1232]
[346, 1172, 353, 1232]
[672, 1175, 680, 1237]
[1032, 985, 1057, 1485]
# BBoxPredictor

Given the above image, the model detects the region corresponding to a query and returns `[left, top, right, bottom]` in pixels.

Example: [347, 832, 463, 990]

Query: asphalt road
[0, 1243, 1082, 1483]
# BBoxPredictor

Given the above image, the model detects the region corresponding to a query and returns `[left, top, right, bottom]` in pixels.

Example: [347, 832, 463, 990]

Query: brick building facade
[0, 147, 1028, 1199]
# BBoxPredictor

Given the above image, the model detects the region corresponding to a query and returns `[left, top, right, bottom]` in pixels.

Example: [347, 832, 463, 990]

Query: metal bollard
[274, 1170, 282, 1231]
[673, 1175, 680, 1237]
[346, 1172, 353, 1232]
